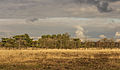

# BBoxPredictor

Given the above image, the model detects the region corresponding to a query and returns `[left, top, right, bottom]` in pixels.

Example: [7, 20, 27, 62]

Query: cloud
[75, 0, 120, 13]
[75, 25, 86, 41]
[99, 35, 106, 38]
[115, 32, 120, 41]
[0, 0, 119, 18]
[115, 32, 120, 37]
[0, 18, 120, 40]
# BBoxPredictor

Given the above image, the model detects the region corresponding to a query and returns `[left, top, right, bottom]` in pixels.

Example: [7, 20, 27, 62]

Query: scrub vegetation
[0, 49, 120, 70]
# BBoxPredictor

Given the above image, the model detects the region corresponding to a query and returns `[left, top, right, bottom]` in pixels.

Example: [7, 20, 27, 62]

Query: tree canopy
[0, 33, 120, 49]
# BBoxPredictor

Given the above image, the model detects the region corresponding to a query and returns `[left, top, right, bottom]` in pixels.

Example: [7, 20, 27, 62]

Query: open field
[0, 49, 120, 70]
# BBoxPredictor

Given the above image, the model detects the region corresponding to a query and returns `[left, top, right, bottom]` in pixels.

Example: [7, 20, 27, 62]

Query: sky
[0, 0, 120, 41]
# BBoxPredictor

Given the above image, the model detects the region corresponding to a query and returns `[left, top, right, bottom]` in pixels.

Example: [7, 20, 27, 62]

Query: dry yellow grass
[0, 49, 120, 70]
[0, 48, 119, 63]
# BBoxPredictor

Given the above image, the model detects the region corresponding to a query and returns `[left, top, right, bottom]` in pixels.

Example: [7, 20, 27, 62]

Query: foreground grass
[0, 49, 120, 70]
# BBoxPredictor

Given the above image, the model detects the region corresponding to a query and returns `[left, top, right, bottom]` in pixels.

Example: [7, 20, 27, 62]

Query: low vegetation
[0, 49, 119, 70]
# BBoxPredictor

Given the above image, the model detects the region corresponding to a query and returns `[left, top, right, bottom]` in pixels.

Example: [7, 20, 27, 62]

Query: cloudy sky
[0, 0, 120, 40]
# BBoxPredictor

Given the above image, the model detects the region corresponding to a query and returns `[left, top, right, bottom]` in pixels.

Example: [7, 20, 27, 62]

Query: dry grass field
[0, 48, 120, 70]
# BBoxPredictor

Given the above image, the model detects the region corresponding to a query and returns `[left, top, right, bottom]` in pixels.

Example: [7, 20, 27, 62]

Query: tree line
[0, 33, 120, 49]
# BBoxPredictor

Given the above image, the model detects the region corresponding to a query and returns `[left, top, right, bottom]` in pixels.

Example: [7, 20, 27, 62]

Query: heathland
[0, 49, 120, 70]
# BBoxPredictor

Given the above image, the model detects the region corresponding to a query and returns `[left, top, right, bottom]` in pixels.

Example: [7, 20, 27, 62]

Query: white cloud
[75, 25, 86, 41]
[99, 35, 106, 38]
[115, 32, 120, 37]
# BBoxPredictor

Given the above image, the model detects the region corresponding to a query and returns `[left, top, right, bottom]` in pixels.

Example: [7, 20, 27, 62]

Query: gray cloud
[0, 0, 120, 40]
[0, 18, 120, 40]
[0, 0, 119, 18]
[75, 0, 120, 12]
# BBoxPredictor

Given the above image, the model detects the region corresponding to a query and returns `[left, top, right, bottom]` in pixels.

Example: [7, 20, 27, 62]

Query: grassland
[0, 49, 120, 70]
